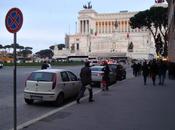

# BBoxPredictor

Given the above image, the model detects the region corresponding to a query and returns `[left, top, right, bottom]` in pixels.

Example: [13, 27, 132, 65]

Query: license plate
[31, 95, 42, 100]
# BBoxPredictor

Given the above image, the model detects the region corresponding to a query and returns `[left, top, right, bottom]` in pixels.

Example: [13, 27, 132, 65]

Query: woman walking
[142, 61, 149, 85]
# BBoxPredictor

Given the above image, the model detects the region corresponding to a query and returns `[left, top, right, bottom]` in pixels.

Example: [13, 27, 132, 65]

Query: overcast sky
[0, 0, 156, 53]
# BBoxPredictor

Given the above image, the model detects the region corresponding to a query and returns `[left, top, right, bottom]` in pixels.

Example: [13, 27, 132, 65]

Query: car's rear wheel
[54, 93, 64, 107]
[24, 98, 34, 105]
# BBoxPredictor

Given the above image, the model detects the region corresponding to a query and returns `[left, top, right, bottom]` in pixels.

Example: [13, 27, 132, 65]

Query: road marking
[9, 89, 102, 130]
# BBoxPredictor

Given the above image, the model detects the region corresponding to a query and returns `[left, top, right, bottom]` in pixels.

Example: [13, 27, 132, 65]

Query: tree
[57, 44, 65, 50]
[129, 6, 168, 57]
[4, 45, 12, 53]
[49, 45, 55, 50]
[0, 44, 3, 54]
[36, 49, 54, 59]
[25, 47, 33, 50]
[20, 49, 32, 58]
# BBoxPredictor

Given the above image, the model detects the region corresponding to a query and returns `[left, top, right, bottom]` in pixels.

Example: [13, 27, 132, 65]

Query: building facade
[54, 6, 156, 60]
[167, 0, 175, 62]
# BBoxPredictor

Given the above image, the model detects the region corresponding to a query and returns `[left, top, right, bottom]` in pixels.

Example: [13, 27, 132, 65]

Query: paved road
[21, 75, 175, 130]
[0, 65, 132, 130]
[0, 66, 83, 130]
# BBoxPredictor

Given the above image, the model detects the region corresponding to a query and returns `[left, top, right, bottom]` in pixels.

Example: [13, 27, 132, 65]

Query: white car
[24, 69, 81, 106]
[91, 66, 116, 87]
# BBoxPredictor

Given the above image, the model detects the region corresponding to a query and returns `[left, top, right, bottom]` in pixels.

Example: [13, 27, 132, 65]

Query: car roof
[33, 69, 66, 73]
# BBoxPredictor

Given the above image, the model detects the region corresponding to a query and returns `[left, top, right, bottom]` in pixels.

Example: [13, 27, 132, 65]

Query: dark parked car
[108, 64, 126, 81]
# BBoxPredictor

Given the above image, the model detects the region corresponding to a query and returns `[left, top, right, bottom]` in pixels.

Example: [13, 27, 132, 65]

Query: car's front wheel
[24, 98, 34, 105]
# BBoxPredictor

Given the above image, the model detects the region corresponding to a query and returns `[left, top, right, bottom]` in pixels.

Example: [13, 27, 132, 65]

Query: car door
[60, 71, 71, 98]
[67, 71, 81, 96]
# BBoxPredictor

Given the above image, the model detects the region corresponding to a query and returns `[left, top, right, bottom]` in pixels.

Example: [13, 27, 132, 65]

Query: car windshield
[91, 67, 103, 71]
[28, 72, 54, 82]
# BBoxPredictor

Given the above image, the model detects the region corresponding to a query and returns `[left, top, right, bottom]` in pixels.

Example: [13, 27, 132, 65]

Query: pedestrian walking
[41, 61, 49, 70]
[158, 60, 167, 85]
[150, 59, 158, 85]
[142, 61, 149, 85]
[131, 62, 137, 77]
[76, 61, 94, 104]
[101, 61, 110, 91]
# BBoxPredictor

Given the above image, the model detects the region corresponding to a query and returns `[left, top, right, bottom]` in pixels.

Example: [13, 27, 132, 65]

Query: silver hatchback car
[24, 69, 81, 106]
[91, 66, 116, 87]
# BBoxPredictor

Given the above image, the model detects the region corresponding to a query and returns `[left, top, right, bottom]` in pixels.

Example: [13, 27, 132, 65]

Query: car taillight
[52, 74, 57, 89]
[25, 73, 32, 87]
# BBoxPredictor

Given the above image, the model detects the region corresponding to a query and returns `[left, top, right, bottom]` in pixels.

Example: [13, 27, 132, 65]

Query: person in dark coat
[150, 59, 158, 85]
[158, 60, 167, 85]
[41, 61, 49, 70]
[102, 61, 110, 91]
[142, 61, 149, 85]
[131, 62, 137, 77]
[76, 61, 94, 104]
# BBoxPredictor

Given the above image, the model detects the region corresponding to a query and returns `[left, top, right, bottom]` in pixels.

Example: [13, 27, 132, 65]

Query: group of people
[132, 59, 168, 86]
[76, 61, 110, 104]
[131, 62, 142, 77]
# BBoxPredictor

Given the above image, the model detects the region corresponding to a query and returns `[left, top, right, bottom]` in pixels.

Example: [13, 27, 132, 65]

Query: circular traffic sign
[5, 8, 23, 33]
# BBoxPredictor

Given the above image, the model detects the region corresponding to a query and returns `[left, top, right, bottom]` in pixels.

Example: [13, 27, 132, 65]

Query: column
[95, 22, 98, 33]
[80, 20, 81, 34]
[81, 20, 84, 34]
[109, 21, 111, 33]
[126, 21, 129, 32]
[99, 22, 101, 34]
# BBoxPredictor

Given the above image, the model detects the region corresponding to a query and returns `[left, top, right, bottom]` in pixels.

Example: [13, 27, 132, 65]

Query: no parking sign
[5, 8, 23, 33]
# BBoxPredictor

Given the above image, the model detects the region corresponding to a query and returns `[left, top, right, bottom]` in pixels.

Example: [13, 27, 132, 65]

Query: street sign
[5, 8, 23, 33]
[5, 7, 23, 130]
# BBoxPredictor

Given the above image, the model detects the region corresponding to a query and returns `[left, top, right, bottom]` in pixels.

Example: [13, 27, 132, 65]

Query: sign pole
[5, 8, 23, 130]
[13, 32, 17, 130]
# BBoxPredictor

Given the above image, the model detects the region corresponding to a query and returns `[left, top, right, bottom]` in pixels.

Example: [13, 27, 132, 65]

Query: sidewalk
[21, 76, 175, 130]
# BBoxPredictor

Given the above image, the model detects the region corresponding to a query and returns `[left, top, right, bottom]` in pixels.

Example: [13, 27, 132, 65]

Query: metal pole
[13, 32, 17, 130]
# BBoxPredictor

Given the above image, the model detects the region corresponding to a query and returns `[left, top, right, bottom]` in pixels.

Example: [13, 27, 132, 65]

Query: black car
[108, 64, 126, 81]
[0, 61, 3, 69]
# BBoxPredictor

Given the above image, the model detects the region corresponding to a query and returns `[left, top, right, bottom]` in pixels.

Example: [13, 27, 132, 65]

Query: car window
[60, 72, 70, 82]
[91, 67, 103, 71]
[67, 71, 78, 81]
[28, 72, 54, 81]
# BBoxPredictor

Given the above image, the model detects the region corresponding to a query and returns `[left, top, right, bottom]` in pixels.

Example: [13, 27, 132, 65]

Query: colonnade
[95, 20, 132, 34]
[79, 19, 146, 35]
[80, 20, 90, 34]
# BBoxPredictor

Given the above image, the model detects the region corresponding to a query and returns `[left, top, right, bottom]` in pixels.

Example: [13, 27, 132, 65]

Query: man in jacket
[76, 61, 94, 104]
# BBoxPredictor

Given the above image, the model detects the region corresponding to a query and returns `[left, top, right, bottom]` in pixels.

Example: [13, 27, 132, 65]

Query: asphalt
[20, 75, 175, 130]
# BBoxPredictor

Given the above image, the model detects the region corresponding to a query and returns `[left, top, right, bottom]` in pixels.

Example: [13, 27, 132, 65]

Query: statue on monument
[83, 1, 92, 9]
